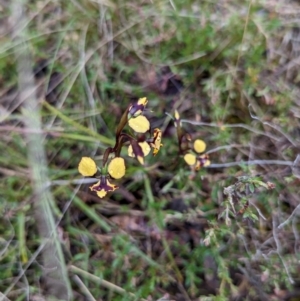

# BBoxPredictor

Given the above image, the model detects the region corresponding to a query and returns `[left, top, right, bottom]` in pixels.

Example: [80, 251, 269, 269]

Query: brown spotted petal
[90, 176, 118, 198]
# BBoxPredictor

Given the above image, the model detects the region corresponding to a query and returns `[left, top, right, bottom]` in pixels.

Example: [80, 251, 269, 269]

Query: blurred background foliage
[1, 0, 300, 300]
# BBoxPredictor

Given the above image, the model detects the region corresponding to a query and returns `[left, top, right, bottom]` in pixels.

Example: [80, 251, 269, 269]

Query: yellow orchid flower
[78, 157, 97, 176]
[128, 115, 150, 133]
[184, 153, 196, 165]
[108, 157, 126, 179]
[193, 139, 207, 153]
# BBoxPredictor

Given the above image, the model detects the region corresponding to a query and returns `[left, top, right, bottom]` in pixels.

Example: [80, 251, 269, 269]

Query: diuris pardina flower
[107, 157, 126, 179]
[128, 98, 150, 134]
[78, 97, 162, 198]
[78, 157, 126, 198]
[184, 153, 210, 171]
[174, 110, 210, 171]
[78, 157, 97, 176]
[183, 139, 210, 170]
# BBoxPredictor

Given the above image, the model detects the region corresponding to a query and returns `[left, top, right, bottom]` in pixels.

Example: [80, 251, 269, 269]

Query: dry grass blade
[69, 265, 148, 301]
[8, 1, 72, 300]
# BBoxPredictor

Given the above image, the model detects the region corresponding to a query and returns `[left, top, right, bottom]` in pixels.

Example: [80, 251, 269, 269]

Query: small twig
[169, 0, 176, 10]
[208, 160, 294, 168]
[181, 119, 280, 141]
[238, 264, 270, 301]
[73, 275, 97, 301]
[292, 218, 300, 254]
[0, 218, 15, 259]
[2, 239, 51, 300]
[272, 216, 294, 284]
[277, 203, 300, 229]
[272, 217, 282, 253]
[237, 233, 251, 257]
[50, 178, 98, 186]
[205, 144, 245, 155]
[249, 200, 267, 221]
[292, 154, 300, 178]
[144, 176, 191, 301]
[69, 265, 148, 301]
[0, 294, 10, 301]
[11, 1, 72, 299]
[278, 252, 295, 285]
[249, 104, 299, 147]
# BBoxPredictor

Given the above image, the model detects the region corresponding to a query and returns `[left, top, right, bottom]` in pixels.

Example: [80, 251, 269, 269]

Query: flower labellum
[78, 157, 97, 176]
[108, 157, 126, 179]
[90, 176, 118, 198]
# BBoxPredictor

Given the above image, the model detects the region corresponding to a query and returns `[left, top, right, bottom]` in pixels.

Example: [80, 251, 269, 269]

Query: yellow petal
[137, 155, 144, 165]
[204, 160, 211, 167]
[139, 141, 151, 157]
[128, 145, 134, 157]
[128, 115, 150, 133]
[78, 157, 97, 176]
[193, 139, 206, 153]
[174, 110, 180, 120]
[153, 148, 159, 156]
[184, 153, 196, 165]
[137, 97, 148, 106]
[96, 190, 107, 198]
[108, 157, 126, 179]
